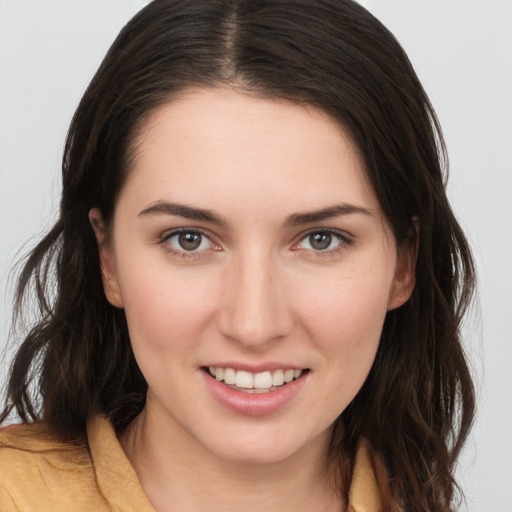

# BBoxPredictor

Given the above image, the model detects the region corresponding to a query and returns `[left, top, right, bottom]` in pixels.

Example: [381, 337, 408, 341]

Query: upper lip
[202, 362, 307, 373]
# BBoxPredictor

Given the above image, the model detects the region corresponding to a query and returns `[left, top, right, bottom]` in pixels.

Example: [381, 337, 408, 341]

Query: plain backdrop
[1, 2, 511, 510]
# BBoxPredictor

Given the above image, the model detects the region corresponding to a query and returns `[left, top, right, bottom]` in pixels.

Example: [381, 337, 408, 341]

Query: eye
[163, 230, 215, 253]
[296, 230, 347, 252]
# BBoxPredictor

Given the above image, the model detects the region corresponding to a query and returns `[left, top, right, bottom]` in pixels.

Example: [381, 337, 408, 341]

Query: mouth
[202, 366, 309, 394]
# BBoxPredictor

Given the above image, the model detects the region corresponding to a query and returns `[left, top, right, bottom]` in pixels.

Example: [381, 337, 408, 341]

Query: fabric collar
[88, 415, 385, 512]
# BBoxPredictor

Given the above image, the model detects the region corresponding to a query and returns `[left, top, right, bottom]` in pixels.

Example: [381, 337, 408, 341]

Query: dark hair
[2, 1, 475, 510]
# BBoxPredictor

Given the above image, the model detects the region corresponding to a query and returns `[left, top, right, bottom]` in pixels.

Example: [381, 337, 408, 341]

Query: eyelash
[159, 228, 218, 259]
[158, 228, 353, 260]
[293, 229, 353, 257]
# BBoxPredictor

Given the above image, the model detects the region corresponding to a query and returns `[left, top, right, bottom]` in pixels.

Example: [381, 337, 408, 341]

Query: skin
[90, 87, 415, 512]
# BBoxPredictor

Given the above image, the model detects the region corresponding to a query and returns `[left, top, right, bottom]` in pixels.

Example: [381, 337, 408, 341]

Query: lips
[202, 365, 309, 415]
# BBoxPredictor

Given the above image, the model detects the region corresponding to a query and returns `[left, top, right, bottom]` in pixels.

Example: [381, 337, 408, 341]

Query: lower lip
[202, 370, 308, 416]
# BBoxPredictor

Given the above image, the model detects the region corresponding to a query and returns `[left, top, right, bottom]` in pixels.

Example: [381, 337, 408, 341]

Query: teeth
[235, 370, 253, 389]
[208, 367, 304, 390]
[223, 368, 236, 385]
[254, 371, 273, 389]
[272, 369, 284, 386]
[284, 369, 294, 383]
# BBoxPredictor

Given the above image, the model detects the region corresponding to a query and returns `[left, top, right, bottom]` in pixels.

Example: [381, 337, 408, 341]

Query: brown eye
[297, 230, 347, 253]
[164, 230, 213, 253]
[178, 232, 202, 251]
[309, 232, 333, 250]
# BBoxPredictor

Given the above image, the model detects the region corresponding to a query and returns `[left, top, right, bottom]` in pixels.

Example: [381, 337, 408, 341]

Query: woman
[0, 1, 475, 511]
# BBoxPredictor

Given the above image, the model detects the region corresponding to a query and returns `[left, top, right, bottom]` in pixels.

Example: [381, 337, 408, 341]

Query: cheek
[117, 261, 219, 353]
[294, 266, 392, 359]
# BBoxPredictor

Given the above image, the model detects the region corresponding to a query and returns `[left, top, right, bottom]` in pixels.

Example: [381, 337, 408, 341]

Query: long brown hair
[1, 1, 475, 510]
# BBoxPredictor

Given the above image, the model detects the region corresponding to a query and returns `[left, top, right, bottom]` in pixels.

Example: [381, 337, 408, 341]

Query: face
[92, 88, 414, 465]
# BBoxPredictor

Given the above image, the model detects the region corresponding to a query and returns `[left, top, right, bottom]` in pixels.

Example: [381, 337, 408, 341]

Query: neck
[119, 406, 344, 512]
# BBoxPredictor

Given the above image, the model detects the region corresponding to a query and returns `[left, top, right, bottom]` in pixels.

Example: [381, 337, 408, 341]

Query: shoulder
[0, 421, 92, 479]
[0, 421, 86, 453]
[348, 439, 403, 512]
[0, 421, 106, 511]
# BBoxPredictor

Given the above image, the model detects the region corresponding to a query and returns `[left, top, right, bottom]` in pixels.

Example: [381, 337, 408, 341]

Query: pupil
[179, 232, 201, 251]
[310, 232, 332, 250]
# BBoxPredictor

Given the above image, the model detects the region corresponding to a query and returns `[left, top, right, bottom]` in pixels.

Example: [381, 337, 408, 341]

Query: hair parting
[2, 2, 475, 510]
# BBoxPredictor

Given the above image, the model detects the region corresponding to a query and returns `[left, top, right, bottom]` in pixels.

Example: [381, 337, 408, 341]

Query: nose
[217, 249, 293, 349]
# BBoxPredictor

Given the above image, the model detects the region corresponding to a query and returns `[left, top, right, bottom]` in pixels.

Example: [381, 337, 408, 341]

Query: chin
[199, 424, 330, 466]
[212, 443, 301, 466]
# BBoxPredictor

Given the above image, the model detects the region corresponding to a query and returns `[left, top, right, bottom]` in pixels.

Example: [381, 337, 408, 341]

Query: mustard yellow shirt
[0, 416, 387, 511]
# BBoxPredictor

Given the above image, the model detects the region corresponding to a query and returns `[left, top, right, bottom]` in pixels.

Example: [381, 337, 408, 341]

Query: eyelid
[159, 227, 221, 257]
[292, 228, 353, 252]
[157, 226, 353, 259]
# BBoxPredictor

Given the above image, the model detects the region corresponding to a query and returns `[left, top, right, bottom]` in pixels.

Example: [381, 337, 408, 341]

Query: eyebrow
[285, 204, 374, 225]
[138, 200, 373, 226]
[138, 201, 227, 225]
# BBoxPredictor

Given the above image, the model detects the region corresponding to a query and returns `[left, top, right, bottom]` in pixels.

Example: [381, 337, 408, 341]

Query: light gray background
[1, 1, 510, 510]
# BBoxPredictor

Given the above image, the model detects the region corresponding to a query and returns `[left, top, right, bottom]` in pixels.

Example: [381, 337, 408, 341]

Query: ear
[387, 221, 418, 311]
[89, 208, 124, 308]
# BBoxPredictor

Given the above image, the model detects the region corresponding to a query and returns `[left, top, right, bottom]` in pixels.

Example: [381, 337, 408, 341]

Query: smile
[206, 367, 305, 393]
[202, 365, 310, 415]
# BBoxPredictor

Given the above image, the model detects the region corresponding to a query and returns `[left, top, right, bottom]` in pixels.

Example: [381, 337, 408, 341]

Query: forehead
[120, 87, 380, 220]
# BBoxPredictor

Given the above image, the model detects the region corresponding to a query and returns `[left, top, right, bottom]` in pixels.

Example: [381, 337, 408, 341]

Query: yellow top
[0, 416, 388, 511]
